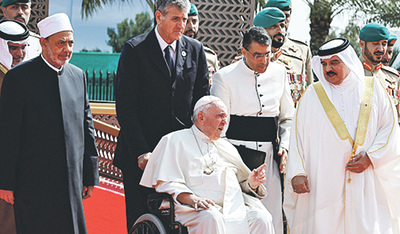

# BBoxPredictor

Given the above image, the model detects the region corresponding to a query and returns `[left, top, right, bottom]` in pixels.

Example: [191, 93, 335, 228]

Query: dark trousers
[121, 166, 155, 231]
[0, 199, 16, 234]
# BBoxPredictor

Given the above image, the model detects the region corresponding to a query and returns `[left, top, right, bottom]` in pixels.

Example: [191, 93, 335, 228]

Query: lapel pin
[182, 51, 186, 57]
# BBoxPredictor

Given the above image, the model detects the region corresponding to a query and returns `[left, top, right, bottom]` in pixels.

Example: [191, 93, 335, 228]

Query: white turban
[38, 13, 73, 38]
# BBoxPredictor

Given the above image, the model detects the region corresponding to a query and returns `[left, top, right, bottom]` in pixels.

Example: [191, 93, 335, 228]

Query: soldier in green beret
[184, 3, 220, 85]
[2, 0, 41, 60]
[382, 34, 397, 66]
[359, 23, 400, 123]
[253, 6, 311, 107]
[264, 0, 313, 105]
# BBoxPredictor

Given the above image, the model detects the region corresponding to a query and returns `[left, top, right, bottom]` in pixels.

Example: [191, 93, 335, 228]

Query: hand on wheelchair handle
[138, 152, 151, 170]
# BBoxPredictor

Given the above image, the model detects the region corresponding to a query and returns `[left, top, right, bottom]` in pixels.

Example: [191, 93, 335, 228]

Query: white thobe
[211, 59, 295, 234]
[284, 75, 400, 234]
[25, 33, 41, 60]
[140, 126, 274, 234]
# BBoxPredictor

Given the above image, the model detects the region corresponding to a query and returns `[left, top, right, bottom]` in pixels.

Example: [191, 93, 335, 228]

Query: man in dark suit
[113, 0, 209, 230]
[0, 13, 99, 234]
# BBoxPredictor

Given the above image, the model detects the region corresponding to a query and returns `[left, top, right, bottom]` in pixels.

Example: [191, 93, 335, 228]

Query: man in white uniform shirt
[211, 26, 294, 234]
[284, 38, 400, 233]
[140, 95, 274, 234]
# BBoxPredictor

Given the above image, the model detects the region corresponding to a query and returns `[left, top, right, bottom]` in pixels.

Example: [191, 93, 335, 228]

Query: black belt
[226, 115, 278, 142]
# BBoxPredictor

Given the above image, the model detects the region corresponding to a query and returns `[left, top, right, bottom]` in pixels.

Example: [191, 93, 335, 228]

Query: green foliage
[329, 19, 362, 56]
[81, 0, 132, 18]
[307, 0, 400, 54]
[81, 0, 154, 18]
[106, 12, 153, 53]
[80, 47, 102, 52]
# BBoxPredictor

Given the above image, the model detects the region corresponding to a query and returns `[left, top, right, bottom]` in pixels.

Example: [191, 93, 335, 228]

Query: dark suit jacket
[0, 56, 99, 233]
[114, 28, 209, 170]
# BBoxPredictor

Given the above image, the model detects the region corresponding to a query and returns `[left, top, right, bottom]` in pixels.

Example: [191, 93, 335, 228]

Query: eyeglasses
[244, 47, 270, 60]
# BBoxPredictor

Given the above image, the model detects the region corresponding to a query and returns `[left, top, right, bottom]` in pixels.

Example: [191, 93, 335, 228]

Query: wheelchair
[129, 193, 188, 234]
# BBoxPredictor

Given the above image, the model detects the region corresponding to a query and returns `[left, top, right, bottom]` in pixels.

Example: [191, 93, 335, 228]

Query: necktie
[164, 45, 174, 76]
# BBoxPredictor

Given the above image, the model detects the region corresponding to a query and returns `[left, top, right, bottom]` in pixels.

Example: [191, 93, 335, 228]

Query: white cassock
[284, 73, 400, 234]
[211, 59, 294, 234]
[140, 126, 274, 234]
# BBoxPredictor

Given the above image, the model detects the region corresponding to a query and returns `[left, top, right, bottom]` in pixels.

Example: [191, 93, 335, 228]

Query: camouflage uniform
[360, 56, 400, 122]
[272, 37, 313, 105]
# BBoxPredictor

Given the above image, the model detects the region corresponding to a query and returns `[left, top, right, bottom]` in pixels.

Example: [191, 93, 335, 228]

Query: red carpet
[83, 180, 127, 234]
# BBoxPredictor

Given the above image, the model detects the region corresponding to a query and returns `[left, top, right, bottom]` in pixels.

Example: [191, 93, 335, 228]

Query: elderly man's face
[265, 21, 286, 49]
[242, 41, 271, 73]
[7, 41, 26, 67]
[184, 15, 199, 38]
[41, 31, 73, 69]
[156, 5, 188, 44]
[361, 40, 387, 65]
[382, 46, 394, 66]
[320, 55, 351, 85]
[2, 2, 31, 25]
[198, 103, 227, 141]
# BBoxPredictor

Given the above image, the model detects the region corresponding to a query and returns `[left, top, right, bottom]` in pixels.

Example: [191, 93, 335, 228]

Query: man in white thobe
[283, 38, 400, 234]
[211, 26, 294, 234]
[140, 96, 274, 234]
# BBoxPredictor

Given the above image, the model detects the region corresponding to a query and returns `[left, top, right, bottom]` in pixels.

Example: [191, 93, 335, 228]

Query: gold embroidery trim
[314, 76, 374, 156]
[314, 82, 354, 146]
[0, 62, 8, 75]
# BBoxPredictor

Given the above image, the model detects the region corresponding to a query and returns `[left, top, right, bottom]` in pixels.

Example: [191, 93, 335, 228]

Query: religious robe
[284, 76, 400, 234]
[211, 59, 294, 234]
[0, 56, 99, 234]
[140, 126, 274, 234]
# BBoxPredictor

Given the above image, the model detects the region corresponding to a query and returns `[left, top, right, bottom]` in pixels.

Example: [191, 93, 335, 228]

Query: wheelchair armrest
[147, 192, 176, 225]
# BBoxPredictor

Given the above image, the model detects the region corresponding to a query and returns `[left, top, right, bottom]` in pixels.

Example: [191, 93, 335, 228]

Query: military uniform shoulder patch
[382, 66, 400, 77]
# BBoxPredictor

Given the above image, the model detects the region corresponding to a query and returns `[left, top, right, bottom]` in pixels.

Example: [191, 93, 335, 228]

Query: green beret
[188, 3, 198, 16]
[254, 7, 285, 29]
[264, 0, 292, 11]
[2, 0, 30, 7]
[388, 34, 397, 46]
[359, 23, 389, 42]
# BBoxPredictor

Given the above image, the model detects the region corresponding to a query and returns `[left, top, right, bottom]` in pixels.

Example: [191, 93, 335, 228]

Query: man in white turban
[0, 13, 99, 234]
[140, 95, 275, 234]
[283, 38, 400, 233]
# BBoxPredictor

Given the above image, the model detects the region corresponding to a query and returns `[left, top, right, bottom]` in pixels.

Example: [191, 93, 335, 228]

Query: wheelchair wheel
[129, 213, 167, 234]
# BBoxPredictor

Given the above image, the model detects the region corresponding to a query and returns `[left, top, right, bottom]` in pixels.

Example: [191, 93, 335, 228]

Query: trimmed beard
[272, 39, 284, 49]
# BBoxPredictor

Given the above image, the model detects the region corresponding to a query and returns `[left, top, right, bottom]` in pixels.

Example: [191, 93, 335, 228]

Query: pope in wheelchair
[140, 96, 274, 233]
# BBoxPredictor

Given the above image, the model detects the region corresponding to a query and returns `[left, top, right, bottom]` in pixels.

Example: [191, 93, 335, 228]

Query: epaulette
[382, 66, 400, 77]
[29, 31, 41, 39]
[204, 46, 216, 55]
[288, 37, 308, 47]
[281, 51, 303, 61]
